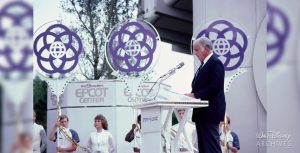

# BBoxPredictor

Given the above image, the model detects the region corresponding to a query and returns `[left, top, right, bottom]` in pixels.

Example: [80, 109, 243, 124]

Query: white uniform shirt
[14, 148, 32, 153]
[220, 130, 234, 153]
[171, 122, 198, 153]
[57, 128, 74, 153]
[134, 128, 141, 150]
[87, 130, 116, 153]
[33, 123, 46, 153]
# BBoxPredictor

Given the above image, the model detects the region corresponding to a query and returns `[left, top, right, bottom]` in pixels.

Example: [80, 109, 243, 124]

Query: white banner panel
[66, 81, 115, 106]
[48, 80, 172, 109]
[141, 106, 161, 133]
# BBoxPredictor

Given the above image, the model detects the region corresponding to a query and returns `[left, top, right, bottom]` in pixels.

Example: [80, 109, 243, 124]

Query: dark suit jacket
[191, 55, 226, 124]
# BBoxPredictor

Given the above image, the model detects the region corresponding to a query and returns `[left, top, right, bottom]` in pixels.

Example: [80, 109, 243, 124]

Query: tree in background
[60, 0, 139, 80]
[33, 0, 140, 131]
[33, 76, 47, 128]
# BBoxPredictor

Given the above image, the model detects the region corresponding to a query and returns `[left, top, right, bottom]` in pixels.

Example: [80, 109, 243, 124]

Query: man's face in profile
[193, 42, 206, 61]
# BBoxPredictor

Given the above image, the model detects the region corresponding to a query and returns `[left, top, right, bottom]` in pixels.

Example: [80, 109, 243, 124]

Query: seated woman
[87, 114, 116, 153]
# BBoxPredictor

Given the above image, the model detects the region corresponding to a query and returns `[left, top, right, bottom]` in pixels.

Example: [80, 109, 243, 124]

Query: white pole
[57, 95, 61, 153]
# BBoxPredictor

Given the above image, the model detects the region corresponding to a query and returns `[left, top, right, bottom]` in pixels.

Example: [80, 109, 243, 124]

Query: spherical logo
[213, 38, 231, 56]
[5, 26, 31, 52]
[196, 20, 248, 71]
[33, 23, 83, 77]
[106, 20, 160, 77]
[49, 41, 67, 59]
[125, 40, 141, 57]
[0, 1, 33, 74]
[267, 3, 290, 68]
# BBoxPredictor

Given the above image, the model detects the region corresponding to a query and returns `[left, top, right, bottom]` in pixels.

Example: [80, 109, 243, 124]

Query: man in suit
[185, 37, 226, 153]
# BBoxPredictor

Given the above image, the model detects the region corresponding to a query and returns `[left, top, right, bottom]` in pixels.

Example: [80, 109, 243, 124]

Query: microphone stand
[144, 68, 178, 102]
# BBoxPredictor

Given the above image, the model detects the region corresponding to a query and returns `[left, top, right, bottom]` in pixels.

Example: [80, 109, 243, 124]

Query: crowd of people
[124, 111, 240, 153]
[10, 111, 239, 153]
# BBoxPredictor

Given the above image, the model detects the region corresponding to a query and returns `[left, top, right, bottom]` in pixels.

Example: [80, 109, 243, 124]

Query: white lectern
[135, 89, 208, 153]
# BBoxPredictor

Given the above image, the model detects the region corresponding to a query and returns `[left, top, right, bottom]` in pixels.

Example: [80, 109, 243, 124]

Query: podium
[135, 88, 208, 153]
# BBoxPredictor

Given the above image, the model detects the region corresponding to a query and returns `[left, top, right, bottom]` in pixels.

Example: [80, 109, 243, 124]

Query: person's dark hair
[59, 115, 69, 121]
[137, 115, 141, 123]
[95, 114, 108, 130]
[227, 116, 231, 125]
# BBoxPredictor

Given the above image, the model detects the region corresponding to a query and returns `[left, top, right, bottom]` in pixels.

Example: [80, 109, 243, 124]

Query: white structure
[136, 98, 208, 153]
[193, 1, 267, 153]
[140, 0, 267, 152]
[47, 80, 171, 153]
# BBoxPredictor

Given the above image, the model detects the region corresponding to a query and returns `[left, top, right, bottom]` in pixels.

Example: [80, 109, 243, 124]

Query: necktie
[192, 61, 204, 86]
[200, 61, 204, 69]
[194, 61, 204, 77]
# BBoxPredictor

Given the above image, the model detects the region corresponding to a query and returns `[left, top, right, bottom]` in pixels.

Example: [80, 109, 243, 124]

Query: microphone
[145, 62, 185, 101]
[176, 62, 184, 69]
[161, 62, 185, 78]
[170, 62, 184, 73]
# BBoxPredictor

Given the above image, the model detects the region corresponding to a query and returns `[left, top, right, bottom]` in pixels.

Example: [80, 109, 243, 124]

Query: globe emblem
[196, 20, 248, 71]
[49, 41, 66, 59]
[5, 26, 30, 51]
[267, 3, 290, 67]
[213, 38, 230, 56]
[34, 23, 83, 75]
[107, 21, 158, 74]
[0, 1, 33, 74]
[4, 26, 30, 66]
[124, 39, 141, 57]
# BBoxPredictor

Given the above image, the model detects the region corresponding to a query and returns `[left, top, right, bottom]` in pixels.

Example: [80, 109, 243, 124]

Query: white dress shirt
[87, 130, 116, 153]
[202, 52, 214, 67]
[33, 123, 46, 153]
[171, 122, 198, 153]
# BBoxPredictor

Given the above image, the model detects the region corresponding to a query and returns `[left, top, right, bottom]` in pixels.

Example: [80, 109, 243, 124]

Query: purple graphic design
[107, 21, 157, 74]
[197, 20, 248, 71]
[34, 24, 82, 74]
[267, 3, 290, 67]
[0, 1, 33, 73]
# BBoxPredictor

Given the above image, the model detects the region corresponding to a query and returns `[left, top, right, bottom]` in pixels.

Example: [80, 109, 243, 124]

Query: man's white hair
[195, 37, 213, 51]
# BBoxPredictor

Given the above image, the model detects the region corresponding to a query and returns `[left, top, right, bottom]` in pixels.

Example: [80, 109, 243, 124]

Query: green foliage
[60, 0, 139, 80]
[33, 76, 47, 129]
